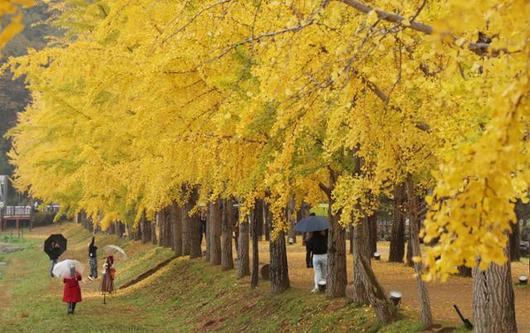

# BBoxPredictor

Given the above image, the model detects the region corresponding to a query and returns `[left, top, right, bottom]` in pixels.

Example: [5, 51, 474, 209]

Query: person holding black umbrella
[48, 242, 62, 277]
[88, 236, 98, 280]
[44, 234, 68, 277]
[294, 214, 330, 291]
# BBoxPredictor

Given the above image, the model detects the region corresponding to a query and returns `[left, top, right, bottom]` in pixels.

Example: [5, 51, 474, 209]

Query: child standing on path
[63, 264, 82, 314]
[101, 255, 116, 303]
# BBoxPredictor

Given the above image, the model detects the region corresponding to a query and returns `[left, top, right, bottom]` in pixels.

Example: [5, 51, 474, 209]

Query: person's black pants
[67, 302, 77, 314]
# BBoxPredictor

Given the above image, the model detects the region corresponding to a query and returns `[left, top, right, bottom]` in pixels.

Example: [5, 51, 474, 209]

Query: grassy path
[0, 224, 421, 333]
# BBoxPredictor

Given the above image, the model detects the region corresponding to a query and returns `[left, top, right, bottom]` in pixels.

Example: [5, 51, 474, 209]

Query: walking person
[306, 230, 328, 293]
[101, 255, 116, 304]
[199, 213, 207, 247]
[88, 236, 98, 280]
[48, 241, 62, 277]
[63, 264, 82, 314]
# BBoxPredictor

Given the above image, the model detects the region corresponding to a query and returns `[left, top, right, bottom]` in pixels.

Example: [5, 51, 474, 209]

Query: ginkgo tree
[4, 1, 529, 332]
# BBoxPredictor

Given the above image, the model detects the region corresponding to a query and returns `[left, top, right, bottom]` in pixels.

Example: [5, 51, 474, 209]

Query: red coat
[63, 274, 82, 303]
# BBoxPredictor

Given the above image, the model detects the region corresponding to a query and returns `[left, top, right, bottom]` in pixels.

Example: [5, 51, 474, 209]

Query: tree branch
[337, 0, 502, 57]
[338, 0, 432, 34]
[319, 182, 331, 197]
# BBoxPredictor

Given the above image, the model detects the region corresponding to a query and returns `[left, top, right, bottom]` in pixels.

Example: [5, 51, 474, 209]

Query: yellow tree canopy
[5, 0, 529, 279]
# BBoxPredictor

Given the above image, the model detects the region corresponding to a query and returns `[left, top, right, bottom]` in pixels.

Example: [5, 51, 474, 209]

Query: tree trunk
[256, 200, 264, 241]
[389, 185, 406, 262]
[473, 249, 517, 333]
[115, 222, 124, 238]
[361, 215, 374, 260]
[287, 196, 297, 244]
[155, 211, 163, 246]
[151, 215, 157, 245]
[359, 252, 398, 323]
[368, 213, 378, 255]
[164, 207, 173, 247]
[132, 223, 141, 241]
[221, 199, 234, 270]
[205, 205, 211, 262]
[516, 200, 529, 242]
[327, 210, 347, 297]
[237, 216, 250, 278]
[405, 177, 433, 328]
[324, 172, 347, 298]
[405, 221, 414, 266]
[188, 188, 202, 259]
[181, 203, 191, 256]
[270, 230, 290, 293]
[209, 199, 222, 265]
[171, 203, 182, 257]
[349, 225, 354, 254]
[251, 200, 263, 288]
[509, 220, 521, 262]
[107, 222, 115, 235]
[263, 202, 271, 241]
[140, 214, 151, 243]
[351, 224, 370, 304]
[510, 204, 522, 261]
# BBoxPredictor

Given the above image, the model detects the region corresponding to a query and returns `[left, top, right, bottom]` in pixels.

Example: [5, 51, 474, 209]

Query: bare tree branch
[337, 0, 502, 57]
[338, 0, 433, 34]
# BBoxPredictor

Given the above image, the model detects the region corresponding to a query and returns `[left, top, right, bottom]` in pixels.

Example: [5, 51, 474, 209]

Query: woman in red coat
[63, 265, 82, 314]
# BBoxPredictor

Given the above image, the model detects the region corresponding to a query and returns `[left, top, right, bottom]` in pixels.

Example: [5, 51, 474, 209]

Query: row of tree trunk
[78, 184, 525, 332]
[78, 195, 290, 294]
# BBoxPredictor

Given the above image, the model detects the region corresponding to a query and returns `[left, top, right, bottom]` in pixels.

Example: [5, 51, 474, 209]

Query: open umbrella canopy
[52, 259, 84, 278]
[44, 234, 67, 259]
[294, 216, 330, 233]
[103, 245, 127, 259]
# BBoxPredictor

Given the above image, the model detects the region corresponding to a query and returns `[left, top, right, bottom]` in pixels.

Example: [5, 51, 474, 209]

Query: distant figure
[199, 214, 207, 246]
[88, 236, 98, 280]
[306, 230, 328, 293]
[305, 213, 317, 269]
[48, 241, 62, 277]
[101, 255, 116, 301]
[63, 264, 82, 314]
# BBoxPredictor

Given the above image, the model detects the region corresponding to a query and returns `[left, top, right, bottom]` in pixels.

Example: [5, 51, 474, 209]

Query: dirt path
[266, 241, 530, 332]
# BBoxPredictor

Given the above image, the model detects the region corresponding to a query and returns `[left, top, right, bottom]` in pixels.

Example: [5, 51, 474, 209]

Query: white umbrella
[52, 259, 84, 278]
[103, 245, 127, 259]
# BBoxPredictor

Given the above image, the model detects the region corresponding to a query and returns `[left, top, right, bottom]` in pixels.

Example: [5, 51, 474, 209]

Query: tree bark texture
[389, 184, 406, 262]
[327, 210, 347, 297]
[250, 200, 263, 288]
[237, 217, 250, 278]
[181, 200, 191, 256]
[221, 198, 234, 270]
[287, 196, 297, 244]
[208, 199, 222, 265]
[324, 172, 347, 298]
[270, 230, 290, 294]
[368, 213, 377, 255]
[472, 249, 517, 333]
[406, 177, 433, 328]
[188, 188, 202, 259]
[171, 203, 182, 257]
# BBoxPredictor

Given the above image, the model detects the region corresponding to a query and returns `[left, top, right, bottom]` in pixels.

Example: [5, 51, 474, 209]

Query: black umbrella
[294, 216, 330, 233]
[44, 234, 67, 260]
